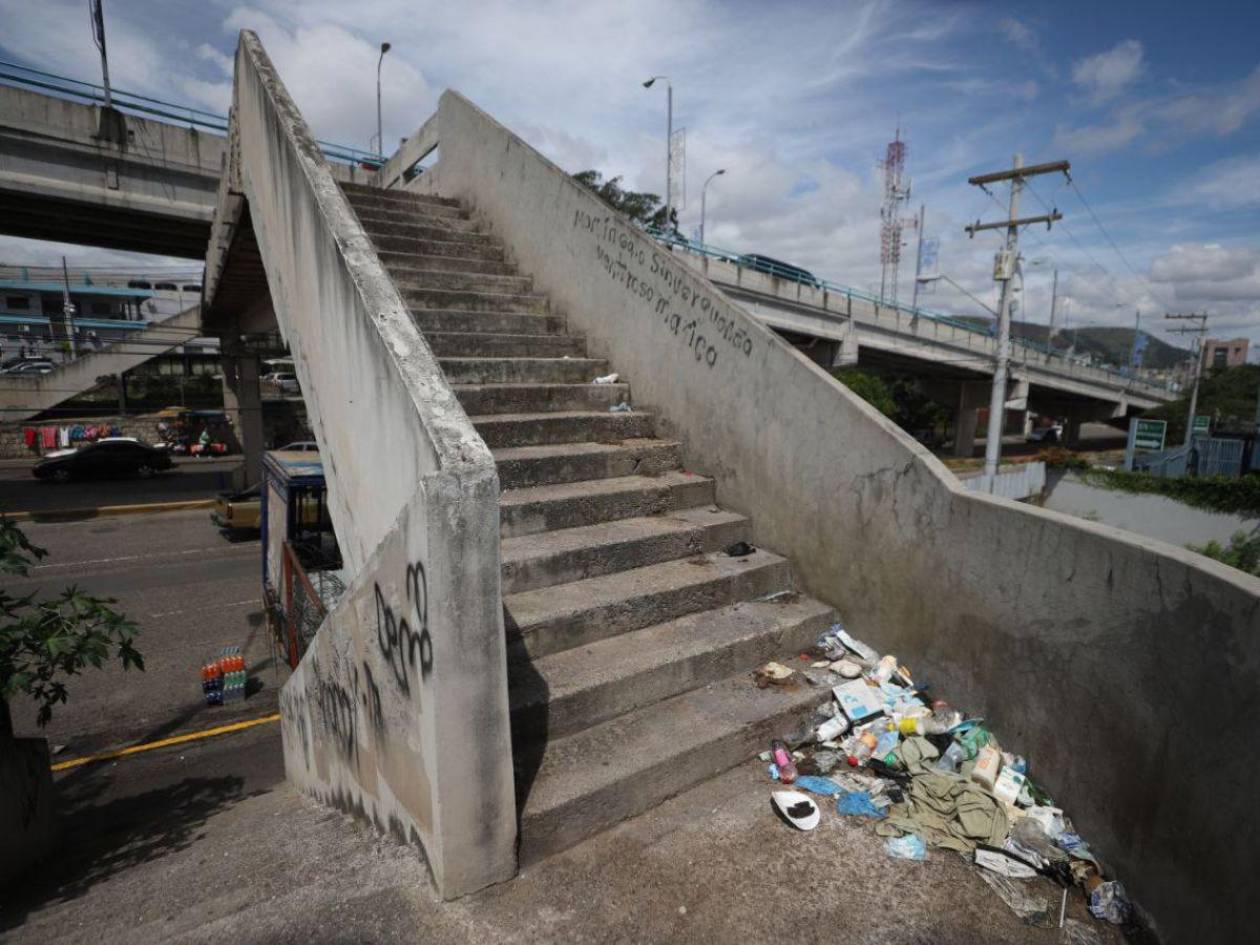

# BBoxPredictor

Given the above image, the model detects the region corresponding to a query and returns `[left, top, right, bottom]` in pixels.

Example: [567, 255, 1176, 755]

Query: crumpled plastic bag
[794, 775, 844, 797]
[1089, 880, 1132, 925]
[884, 834, 927, 860]
[836, 791, 886, 818]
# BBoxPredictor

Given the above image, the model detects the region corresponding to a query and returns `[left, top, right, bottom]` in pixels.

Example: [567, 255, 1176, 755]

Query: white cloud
[998, 17, 1036, 51]
[1051, 114, 1143, 156]
[1071, 39, 1144, 104]
[1163, 153, 1260, 211]
[1156, 65, 1260, 136]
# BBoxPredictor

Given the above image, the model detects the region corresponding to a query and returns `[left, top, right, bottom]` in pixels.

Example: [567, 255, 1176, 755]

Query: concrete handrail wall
[406, 90, 1259, 940]
[229, 35, 515, 898]
[0, 306, 202, 421]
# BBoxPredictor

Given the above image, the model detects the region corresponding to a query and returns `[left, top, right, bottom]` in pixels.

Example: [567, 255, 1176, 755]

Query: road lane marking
[149, 597, 262, 619]
[51, 713, 281, 772]
[33, 545, 252, 571]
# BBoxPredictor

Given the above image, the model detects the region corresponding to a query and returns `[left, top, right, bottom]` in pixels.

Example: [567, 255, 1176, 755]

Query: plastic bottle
[770, 740, 798, 784]
[872, 655, 899, 684]
[936, 740, 967, 772]
[816, 715, 850, 743]
[847, 730, 879, 767]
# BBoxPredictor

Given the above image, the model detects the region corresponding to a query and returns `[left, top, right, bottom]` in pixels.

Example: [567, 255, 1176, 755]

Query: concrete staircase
[340, 180, 835, 862]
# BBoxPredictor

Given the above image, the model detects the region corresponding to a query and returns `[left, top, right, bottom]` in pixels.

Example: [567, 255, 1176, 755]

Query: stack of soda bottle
[201, 646, 247, 706]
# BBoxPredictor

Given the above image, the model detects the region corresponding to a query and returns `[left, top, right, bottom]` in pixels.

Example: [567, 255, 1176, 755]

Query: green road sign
[1192, 415, 1211, 436]
[1134, 418, 1166, 451]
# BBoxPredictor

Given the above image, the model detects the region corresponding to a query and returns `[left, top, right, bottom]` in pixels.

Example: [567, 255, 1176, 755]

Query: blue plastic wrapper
[836, 791, 886, 818]
[1089, 881, 1132, 925]
[768, 763, 781, 781]
[884, 834, 927, 860]
[794, 775, 844, 797]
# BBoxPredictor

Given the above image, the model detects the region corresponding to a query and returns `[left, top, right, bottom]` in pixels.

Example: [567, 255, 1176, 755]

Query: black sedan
[33, 438, 173, 483]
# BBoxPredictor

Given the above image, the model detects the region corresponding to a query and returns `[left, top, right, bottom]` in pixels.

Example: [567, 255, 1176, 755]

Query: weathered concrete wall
[411, 90, 1260, 941]
[230, 34, 515, 897]
[0, 737, 57, 889]
[1045, 469, 1260, 548]
[0, 307, 202, 422]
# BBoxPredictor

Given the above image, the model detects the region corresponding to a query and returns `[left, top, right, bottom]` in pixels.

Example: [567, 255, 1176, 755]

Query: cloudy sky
[3, 0, 1258, 356]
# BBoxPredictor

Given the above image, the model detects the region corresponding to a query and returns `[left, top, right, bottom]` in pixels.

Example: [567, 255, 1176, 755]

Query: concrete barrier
[408, 90, 1260, 940]
[228, 35, 515, 898]
[0, 737, 58, 889]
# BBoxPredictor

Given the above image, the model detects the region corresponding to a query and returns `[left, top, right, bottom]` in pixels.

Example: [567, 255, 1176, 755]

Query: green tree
[1144, 364, 1260, 441]
[1, 516, 143, 737]
[1190, 530, 1260, 577]
[833, 368, 896, 417]
[572, 170, 678, 232]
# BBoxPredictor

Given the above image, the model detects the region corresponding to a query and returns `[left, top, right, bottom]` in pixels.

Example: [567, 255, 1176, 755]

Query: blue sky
[2, 0, 1258, 353]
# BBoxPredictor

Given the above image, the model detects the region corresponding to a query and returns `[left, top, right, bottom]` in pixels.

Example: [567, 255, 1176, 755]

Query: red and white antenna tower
[879, 126, 915, 306]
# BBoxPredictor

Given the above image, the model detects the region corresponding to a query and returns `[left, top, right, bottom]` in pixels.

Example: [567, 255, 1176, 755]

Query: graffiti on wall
[573, 208, 755, 368]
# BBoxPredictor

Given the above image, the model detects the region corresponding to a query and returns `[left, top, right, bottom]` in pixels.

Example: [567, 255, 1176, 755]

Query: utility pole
[90, 0, 112, 108]
[1165, 312, 1209, 445]
[965, 155, 1069, 488]
[642, 77, 673, 231]
[910, 203, 926, 314]
[60, 256, 77, 360]
[1046, 267, 1059, 340]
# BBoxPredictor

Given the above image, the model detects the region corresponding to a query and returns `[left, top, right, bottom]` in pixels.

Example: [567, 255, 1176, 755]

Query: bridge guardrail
[0, 58, 382, 168]
[645, 226, 1173, 398]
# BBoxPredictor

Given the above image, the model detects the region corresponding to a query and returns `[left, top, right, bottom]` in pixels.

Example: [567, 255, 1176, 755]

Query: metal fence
[273, 540, 345, 668]
[1194, 436, 1247, 478]
[0, 58, 383, 167]
[645, 226, 1173, 397]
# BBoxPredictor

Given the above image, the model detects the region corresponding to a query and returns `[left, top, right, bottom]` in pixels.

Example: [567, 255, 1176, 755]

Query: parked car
[212, 484, 262, 533]
[33, 437, 173, 482]
[276, 440, 318, 452]
[736, 254, 821, 287]
[1, 359, 55, 375]
[267, 372, 300, 394]
[1026, 424, 1064, 444]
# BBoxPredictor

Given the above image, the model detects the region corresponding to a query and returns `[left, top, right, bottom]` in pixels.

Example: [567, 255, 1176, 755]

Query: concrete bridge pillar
[220, 338, 263, 487]
[949, 381, 990, 458]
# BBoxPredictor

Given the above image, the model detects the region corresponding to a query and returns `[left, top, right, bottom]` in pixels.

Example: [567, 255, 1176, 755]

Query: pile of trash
[757, 624, 1135, 938]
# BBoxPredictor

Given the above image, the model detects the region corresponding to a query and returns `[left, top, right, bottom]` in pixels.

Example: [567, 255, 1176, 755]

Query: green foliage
[1144, 364, 1260, 441]
[572, 169, 676, 232]
[833, 368, 896, 417]
[831, 368, 948, 436]
[1, 516, 143, 731]
[1078, 467, 1260, 517]
[1189, 531, 1260, 577]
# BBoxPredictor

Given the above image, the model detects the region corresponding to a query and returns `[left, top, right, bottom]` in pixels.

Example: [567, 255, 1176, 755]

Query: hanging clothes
[41, 427, 56, 449]
[23, 427, 36, 448]
[59, 427, 71, 448]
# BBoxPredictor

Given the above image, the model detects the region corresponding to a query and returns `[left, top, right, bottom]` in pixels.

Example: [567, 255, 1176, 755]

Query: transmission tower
[878, 127, 913, 306]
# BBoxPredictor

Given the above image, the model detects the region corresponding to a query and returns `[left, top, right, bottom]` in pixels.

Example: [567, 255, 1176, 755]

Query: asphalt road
[0, 457, 243, 515]
[7, 508, 284, 755]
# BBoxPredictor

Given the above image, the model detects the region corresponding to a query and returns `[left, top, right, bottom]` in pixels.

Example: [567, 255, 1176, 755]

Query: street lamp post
[376, 42, 392, 158]
[700, 169, 725, 245]
[643, 76, 672, 229]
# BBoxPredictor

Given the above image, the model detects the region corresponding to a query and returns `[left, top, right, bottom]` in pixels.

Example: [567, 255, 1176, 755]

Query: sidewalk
[5, 756, 1129, 945]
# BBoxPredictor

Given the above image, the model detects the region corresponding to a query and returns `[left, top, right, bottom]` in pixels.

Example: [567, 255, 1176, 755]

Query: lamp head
[381, 42, 392, 54]
[716, 168, 726, 176]
[643, 78, 656, 88]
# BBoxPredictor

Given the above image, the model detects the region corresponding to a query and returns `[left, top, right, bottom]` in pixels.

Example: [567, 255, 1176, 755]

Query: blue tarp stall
[260, 450, 339, 666]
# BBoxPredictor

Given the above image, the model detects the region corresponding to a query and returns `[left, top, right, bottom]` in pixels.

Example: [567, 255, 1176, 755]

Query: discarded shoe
[772, 790, 820, 830]
[724, 540, 756, 557]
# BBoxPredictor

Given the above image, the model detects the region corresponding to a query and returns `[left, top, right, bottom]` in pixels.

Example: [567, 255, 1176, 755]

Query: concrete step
[391, 268, 532, 294]
[398, 286, 548, 315]
[503, 548, 791, 659]
[471, 409, 653, 449]
[378, 243, 505, 265]
[365, 221, 497, 245]
[372, 233, 502, 257]
[424, 332, 587, 358]
[500, 470, 713, 539]
[356, 208, 476, 232]
[340, 181, 463, 209]
[439, 357, 610, 385]
[411, 309, 566, 337]
[515, 667, 828, 863]
[348, 201, 468, 222]
[510, 594, 834, 741]
[501, 506, 748, 595]
[454, 382, 629, 416]
[383, 254, 518, 277]
[492, 439, 683, 490]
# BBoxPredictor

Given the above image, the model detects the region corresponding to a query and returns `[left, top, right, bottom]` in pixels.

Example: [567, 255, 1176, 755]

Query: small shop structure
[260, 450, 344, 667]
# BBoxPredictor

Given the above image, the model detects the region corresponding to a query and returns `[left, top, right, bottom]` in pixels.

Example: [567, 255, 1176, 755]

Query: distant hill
[953, 318, 1193, 370]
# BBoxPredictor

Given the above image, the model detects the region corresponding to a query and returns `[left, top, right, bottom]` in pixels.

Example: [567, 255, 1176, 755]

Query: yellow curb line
[7, 498, 215, 523]
[51, 713, 281, 772]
